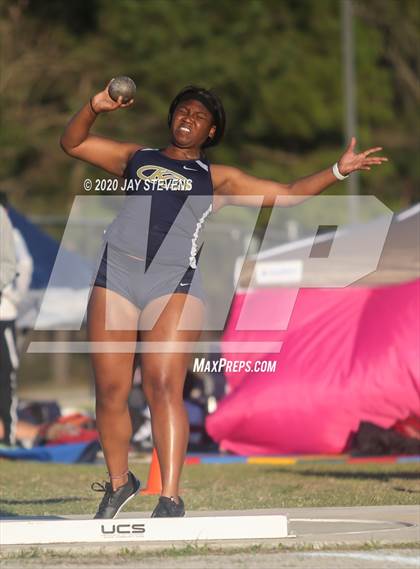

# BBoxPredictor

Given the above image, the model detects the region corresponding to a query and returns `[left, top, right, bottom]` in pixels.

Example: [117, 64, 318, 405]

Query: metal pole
[341, 0, 360, 223]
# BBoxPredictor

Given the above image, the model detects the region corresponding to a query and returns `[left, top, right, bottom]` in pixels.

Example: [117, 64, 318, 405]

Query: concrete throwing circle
[285, 505, 419, 544]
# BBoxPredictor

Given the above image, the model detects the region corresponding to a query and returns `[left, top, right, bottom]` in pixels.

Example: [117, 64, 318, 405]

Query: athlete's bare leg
[87, 286, 140, 490]
[140, 293, 204, 501]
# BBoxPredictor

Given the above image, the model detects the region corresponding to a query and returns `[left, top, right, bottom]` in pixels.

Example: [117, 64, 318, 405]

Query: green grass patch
[0, 460, 418, 518]
[1, 542, 420, 564]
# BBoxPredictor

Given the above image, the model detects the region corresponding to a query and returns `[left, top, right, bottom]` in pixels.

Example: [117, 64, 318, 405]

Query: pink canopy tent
[205, 278, 420, 454]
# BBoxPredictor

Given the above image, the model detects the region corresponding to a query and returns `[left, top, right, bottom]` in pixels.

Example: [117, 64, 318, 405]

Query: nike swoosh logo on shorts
[179, 282, 190, 287]
[183, 166, 198, 171]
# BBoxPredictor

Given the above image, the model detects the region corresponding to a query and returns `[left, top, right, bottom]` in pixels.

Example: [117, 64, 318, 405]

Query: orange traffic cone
[140, 447, 162, 495]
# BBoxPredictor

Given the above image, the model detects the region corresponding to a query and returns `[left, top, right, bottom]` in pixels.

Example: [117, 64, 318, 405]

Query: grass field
[1, 460, 418, 517]
[2, 542, 420, 565]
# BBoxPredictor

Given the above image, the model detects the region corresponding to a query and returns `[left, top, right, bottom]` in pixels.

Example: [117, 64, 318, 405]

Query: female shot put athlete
[60, 82, 387, 518]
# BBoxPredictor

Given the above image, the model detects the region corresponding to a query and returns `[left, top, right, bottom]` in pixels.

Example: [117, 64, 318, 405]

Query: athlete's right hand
[90, 80, 134, 113]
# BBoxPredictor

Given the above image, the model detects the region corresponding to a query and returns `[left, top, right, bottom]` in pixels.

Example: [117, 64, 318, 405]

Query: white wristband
[332, 162, 349, 180]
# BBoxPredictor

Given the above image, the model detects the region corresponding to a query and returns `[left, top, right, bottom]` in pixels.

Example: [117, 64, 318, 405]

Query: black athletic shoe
[151, 496, 185, 518]
[91, 471, 141, 519]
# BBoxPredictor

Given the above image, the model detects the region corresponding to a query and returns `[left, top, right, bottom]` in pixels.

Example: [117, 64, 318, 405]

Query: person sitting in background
[0, 191, 33, 446]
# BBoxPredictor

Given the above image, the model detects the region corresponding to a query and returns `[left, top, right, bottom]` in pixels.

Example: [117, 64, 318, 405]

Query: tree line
[1, 0, 418, 217]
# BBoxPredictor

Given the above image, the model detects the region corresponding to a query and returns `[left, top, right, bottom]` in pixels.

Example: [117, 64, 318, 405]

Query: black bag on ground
[351, 421, 420, 455]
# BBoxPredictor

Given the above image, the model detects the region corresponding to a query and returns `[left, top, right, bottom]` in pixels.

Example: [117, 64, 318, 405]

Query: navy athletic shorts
[92, 243, 206, 309]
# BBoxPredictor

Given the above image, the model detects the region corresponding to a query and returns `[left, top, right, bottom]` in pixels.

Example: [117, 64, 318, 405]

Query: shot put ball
[108, 76, 136, 103]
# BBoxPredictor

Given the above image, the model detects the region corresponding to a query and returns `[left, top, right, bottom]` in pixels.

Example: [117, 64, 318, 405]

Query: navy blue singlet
[104, 148, 214, 269]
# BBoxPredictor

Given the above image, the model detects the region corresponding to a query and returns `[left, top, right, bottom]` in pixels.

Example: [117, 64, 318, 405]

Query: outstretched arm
[211, 138, 388, 208]
[60, 80, 143, 177]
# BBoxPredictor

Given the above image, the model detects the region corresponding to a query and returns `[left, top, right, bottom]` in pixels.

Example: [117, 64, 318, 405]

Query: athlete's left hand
[338, 137, 388, 175]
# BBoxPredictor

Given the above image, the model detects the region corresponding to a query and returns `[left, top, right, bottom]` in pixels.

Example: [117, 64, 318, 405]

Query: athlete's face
[171, 99, 216, 149]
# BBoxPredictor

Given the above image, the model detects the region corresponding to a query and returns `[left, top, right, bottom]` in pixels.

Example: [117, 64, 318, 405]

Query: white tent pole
[341, 0, 360, 223]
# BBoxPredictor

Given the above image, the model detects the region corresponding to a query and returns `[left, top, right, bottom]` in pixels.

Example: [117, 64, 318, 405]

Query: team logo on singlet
[136, 165, 193, 192]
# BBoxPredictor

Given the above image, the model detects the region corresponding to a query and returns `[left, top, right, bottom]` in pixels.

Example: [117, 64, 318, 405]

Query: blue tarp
[8, 207, 91, 290]
[8, 207, 93, 328]
[0, 441, 100, 463]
